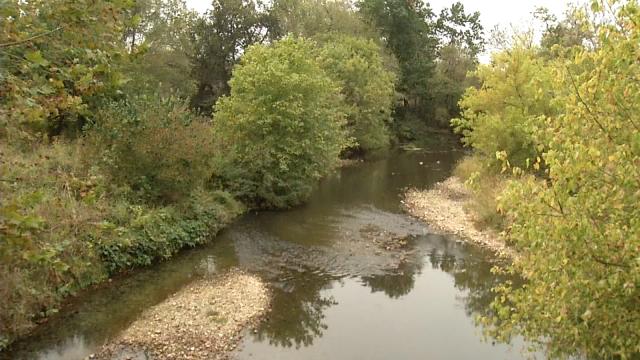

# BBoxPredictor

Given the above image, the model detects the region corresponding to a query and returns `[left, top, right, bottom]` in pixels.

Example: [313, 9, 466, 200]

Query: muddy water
[5, 147, 532, 360]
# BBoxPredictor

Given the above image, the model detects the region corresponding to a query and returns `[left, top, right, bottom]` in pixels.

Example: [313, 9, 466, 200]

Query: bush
[0, 140, 242, 348]
[0, 0, 128, 138]
[95, 190, 242, 274]
[212, 36, 348, 208]
[0, 142, 107, 348]
[88, 95, 216, 204]
[316, 34, 396, 154]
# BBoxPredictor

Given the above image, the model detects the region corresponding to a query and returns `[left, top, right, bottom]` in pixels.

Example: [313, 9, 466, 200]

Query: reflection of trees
[254, 269, 338, 348]
[427, 247, 519, 319]
[360, 259, 423, 299]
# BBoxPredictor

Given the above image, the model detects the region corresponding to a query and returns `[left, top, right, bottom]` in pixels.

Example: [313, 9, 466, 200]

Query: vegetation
[0, 0, 412, 348]
[453, 1, 640, 358]
[316, 34, 396, 154]
[212, 37, 348, 208]
[359, 0, 484, 126]
[5, 0, 636, 358]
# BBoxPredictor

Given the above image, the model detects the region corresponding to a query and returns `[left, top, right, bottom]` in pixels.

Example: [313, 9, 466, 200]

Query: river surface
[5, 146, 533, 360]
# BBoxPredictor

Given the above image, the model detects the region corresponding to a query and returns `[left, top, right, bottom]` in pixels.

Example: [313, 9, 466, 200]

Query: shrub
[88, 95, 215, 204]
[316, 34, 396, 154]
[0, 142, 107, 348]
[95, 190, 242, 274]
[212, 36, 348, 208]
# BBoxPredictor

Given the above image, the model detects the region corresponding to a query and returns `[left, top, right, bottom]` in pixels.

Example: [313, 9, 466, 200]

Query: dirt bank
[95, 269, 270, 360]
[402, 177, 512, 257]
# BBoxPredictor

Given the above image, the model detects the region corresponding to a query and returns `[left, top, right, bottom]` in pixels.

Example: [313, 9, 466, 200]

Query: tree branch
[0, 27, 63, 48]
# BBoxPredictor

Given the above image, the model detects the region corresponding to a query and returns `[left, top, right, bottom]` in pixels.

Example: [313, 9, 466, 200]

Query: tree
[358, 0, 438, 116]
[212, 37, 348, 208]
[482, 2, 640, 358]
[270, 0, 375, 39]
[451, 43, 558, 171]
[189, 0, 272, 113]
[0, 0, 130, 139]
[316, 34, 396, 154]
[123, 0, 198, 97]
[435, 2, 484, 59]
[534, 6, 595, 58]
[430, 45, 478, 127]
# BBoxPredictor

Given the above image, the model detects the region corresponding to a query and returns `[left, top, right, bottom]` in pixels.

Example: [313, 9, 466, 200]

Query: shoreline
[402, 176, 513, 258]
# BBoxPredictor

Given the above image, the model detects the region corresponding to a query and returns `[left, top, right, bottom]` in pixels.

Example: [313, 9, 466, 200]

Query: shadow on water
[4, 146, 534, 360]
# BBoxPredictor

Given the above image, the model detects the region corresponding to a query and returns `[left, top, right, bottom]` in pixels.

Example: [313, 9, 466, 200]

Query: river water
[5, 146, 533, 360]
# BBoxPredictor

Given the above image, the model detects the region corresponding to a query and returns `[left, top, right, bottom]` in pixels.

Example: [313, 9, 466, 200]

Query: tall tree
[270, 0, 374, 39]
[435, 2, 484, 59]
[123, 0, 198, 97]
[359, 0, 438, 116]
[189, 0, 272, 114]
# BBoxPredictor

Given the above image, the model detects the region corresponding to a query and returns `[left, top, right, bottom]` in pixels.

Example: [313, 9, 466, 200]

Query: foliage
[213, 36, 348, 208]
[435, 2, 485, 58]
[96, 190, 242, 274]
[534, 6, 595, 58]
[0, 0, 129, 139]
[316, 34, 396, 154]
[123, 0, 198, 97]
[270, 0, 374, 39]
[189, 0, 272, 113]
[0, 138, 241, 348]
[431, 45, 478, 127]
[87, 95, 216, 204]
[358, 0, 438, 116]
[0, 142, 108, 348]
[451, 44, 558, 170]
[359, 0, 483, 120]
[477, 2, 640, 358]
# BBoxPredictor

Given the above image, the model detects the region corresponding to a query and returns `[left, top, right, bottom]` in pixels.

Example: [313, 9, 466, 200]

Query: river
[4, 146, 533, 359]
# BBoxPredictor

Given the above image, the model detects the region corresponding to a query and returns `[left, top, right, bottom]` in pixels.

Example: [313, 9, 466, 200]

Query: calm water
[4, 146, 533, 359]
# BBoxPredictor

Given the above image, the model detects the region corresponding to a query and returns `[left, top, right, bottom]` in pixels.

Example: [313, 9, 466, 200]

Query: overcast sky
[184, 0, 578, 60]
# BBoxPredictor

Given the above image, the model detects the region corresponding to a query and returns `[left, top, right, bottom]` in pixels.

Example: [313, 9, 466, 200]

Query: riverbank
[402, 176, 512, 257]
[95, 269, 270, 360]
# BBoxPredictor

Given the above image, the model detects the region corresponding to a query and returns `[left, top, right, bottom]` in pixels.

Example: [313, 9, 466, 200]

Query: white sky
[185, 0, 573, 27]
[184, 0, 579, 60]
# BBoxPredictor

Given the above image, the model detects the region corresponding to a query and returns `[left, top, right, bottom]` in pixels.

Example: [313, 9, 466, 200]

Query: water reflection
[241, 232, 519, 358]
[254, 269, 339, 348]
[360, 257, 423, 299]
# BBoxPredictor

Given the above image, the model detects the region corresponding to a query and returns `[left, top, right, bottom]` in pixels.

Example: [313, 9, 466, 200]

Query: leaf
[24, 51, 49, 67]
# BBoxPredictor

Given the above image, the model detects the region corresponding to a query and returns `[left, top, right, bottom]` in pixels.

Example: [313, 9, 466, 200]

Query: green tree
[431, 45, 478, 127]
[358, 0, 438, 116]
[189, 0, 272, 113]
[87, 95, 215, 203]
[451, 43, 558, 171]
[270, 0, 374, 39]
[482, 2, 640, 358]
[212, 37, 348, 209]
[534, 6, 595, 58]
[316, 34, 396, 154]
[435, 2, 484, 59]
[123, 0, 198, 97]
